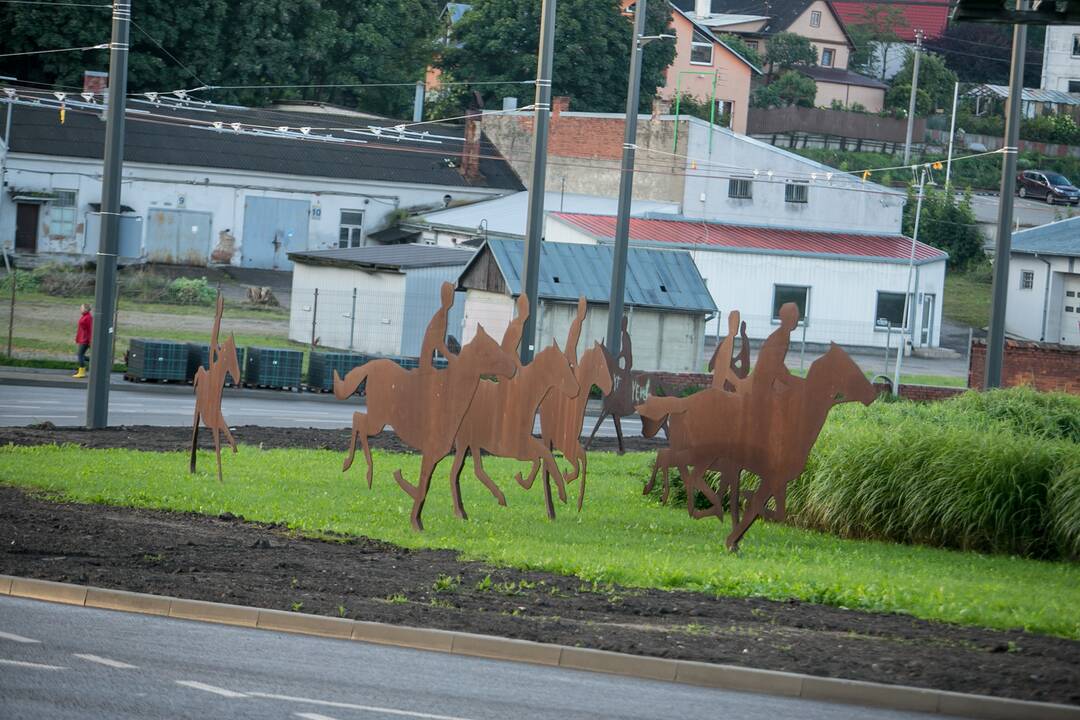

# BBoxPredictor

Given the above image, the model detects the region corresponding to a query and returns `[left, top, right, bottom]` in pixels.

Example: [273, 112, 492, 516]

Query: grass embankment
[944, 269, 993, 330]
[2, 437, 1077, 639]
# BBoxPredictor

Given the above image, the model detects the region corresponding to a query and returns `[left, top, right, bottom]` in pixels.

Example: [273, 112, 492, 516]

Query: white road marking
[0, 630, 41, 643]
[295, 714, 342, 720]
[73, 653, 138, 669]
[5, 414, 79, 419]
[175, 680, 249, 698]
[251, 692, 479, 720]
[0, 658, 66, 670]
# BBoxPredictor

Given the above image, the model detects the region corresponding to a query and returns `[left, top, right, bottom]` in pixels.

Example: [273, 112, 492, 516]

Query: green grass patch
[944, 270, 993, 330]
[0, 354, 125, 373]
[1, 442, 1077, 639]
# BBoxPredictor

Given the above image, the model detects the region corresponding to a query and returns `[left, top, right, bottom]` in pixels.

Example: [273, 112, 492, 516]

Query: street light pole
[945, 81, 959, 191]
[985, 1, 1027, 389]
[86, 0, 130, 428]
[903, 29, 924, 166]
[519, 0, 557, 364]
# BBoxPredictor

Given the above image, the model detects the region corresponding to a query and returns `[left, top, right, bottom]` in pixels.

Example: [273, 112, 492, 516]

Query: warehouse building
[1006, 218, 1080, 346]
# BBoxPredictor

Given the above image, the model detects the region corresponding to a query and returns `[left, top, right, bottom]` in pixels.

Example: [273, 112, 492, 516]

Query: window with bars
[339, 210, 365, 248]
[690, 29, 713, 65]
[785, 182, 809, 204]
[48, 190, 77, 240]
[728, 177, 753, 199]
[1020, 270, 1034, 290]
[810, 10, 822, 27]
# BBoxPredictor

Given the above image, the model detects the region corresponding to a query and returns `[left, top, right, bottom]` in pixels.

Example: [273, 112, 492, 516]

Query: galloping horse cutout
[333, 282, 518, 531]
[538, 297, 614, 512]
[637, 303, 877, 551]
[449, 294, 581, 521]
[190, 292, 241, 483]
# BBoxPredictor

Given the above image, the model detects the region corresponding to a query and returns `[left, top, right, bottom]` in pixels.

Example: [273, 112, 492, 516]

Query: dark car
[1016, 170, 1080, 205]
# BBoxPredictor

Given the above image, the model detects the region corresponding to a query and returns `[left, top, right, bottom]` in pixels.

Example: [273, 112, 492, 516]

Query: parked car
[1016, 170, 1080, 205]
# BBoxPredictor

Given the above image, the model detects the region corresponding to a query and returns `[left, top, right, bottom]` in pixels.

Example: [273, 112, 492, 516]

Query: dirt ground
[1, 427, 1078, 706]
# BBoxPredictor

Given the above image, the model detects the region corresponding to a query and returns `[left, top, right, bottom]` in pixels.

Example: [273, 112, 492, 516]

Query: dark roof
[8, 103, 523, 192]
[800, 66, 888, 89]
[673, 0, 854, 43]
[288, 244, 475, 270]
[460, 238, 716, 314]
[366, 226, 422, 244]
[668, 4, 763, 73]
[1012, 217, 1080, 258]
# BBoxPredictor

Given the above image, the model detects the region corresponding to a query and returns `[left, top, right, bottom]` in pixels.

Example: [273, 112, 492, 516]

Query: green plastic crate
[244, 346, 303, 389]
[307, 351, 369, 392]
[126, 338, 189, 381]
[186, 343, 245, 386]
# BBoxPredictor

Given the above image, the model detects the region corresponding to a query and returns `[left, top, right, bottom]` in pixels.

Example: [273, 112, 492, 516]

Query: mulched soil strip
[0, 485, 1077, 706]
[0, 424, 666, 454]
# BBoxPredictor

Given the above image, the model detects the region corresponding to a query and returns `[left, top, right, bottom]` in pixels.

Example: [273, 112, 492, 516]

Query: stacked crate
[186, 343, 245, 386]
[307, 351, 368, 393]
[244, 346, 303, 389]
[126, 339, 189, 382]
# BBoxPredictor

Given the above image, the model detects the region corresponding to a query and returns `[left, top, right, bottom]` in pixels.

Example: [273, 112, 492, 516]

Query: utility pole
[413, 81, 424, 123]
[86, 0, 130, 429]
[893, 166, 928, 395]
[945, 80, 959, 191]
[985, 1, 1027, 389]
[903, 29, 924, 166]
[519, 0, 556, 364]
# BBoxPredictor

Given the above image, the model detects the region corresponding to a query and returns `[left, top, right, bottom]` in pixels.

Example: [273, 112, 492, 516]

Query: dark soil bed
[0, 484, 1077, 706]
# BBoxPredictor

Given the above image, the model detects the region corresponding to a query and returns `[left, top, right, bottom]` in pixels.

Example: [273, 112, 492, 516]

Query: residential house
[1, 94, 522, 269]
[967, 84, 1080, 120]
[1042, 26, 1080, 95]
[1005, 217, 1080, 346]
[457, 238, 716, 372]
[672, 0, 887, 111]
[544, 212, 947, 349]
[286, 244, 474, 356]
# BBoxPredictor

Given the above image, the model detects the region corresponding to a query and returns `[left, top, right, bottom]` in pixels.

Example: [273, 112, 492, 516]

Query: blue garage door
[145, 209, 212, 265]
[241, 197, 310, 270]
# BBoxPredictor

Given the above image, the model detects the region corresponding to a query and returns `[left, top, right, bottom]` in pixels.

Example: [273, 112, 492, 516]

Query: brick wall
[872, 382, 966, 401]
[969, 338, 1080, 394]
[638, 371, 713, 396]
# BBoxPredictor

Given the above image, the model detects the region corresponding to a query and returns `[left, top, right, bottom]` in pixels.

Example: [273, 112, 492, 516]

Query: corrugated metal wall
[400, 265, 467, 357]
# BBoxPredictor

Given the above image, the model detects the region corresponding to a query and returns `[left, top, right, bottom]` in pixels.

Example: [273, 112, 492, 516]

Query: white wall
[1006, 252, 1079, 344]
[0, 154, 504, 263]
[461, 290, 515, 347]
[681, 118, 906, 234]
[545, 216, 945, 349]
[289, 263, 406, 356]
[1042, 26, 1080, 92]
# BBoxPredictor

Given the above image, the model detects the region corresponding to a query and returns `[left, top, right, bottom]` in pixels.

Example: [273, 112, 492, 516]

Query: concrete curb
[0, 371, 346, 402]
[0, 574, 1075, 719]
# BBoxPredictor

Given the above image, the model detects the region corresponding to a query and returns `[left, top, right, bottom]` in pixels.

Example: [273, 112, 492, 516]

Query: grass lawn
[944, 271, 992, 330]
[2, 443, 1076, 639]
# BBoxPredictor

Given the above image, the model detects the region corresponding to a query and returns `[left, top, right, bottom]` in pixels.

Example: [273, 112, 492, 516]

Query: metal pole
[799, 319, 807, 371]
[903, 30, 923, 166]
[945, 81, 959, 191]
[883, 320, 891, 379]
[519, 0, 557, 364]
[893, 168, 927, 394]
[413, 81, 424, 123]
[86, 0, 130, 429]
[605, 0, 648, 357]
[349, 287, 357, 350]
[310, 288, 319, 349]
[985, 3, 1027, 389]
[5, 253, 14, 358]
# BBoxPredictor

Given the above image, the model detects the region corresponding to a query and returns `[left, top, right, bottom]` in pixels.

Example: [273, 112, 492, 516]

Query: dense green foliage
[3, 264, 215, 305]
[751, 71, 816, 109]
[763, 32, 817, 72]
[926, 22, 1044, 88]
[0, 0, 439, 117]
[846, 4, 907, 78]
[715, 33, 761, 69]
[2, 441, 1078, 638]
[956, 107, 1080, 147]
[902, 187, 985, 270]
[886, 52, 957, 116]
[436, 0, 675, 113]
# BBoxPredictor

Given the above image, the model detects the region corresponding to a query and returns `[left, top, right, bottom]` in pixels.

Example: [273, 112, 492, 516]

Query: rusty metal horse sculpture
[189, 292, 241, 483]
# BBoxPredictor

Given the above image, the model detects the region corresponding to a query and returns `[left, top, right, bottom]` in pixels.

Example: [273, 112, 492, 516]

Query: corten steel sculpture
[189, 292, 241, 483]
[448, 294, 581, 521]
[708, 318, 750, 389]
[538, 298, 614, 512]
[637, 303, 877, 551]
[333, 282, 518, 531]
[584, 316, 664, 454]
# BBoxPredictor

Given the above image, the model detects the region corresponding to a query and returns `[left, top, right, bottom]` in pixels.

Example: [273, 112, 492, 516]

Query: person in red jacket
[74, 304, 92, 378]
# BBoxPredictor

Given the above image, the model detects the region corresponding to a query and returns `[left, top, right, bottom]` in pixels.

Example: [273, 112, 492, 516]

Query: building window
[821, 47, 835, 67]
[875, 291, 910, 329]
[48, 190, 77, 240]
[691, 29, 714, 65]
[728, 177, 753, 199]
[785, 182, 809, 203]
[1073, 34, 1080, 57]
[1020, 270, 1034, 290]
[339, 210, 365, 248]
[746, 40, 759, 51]
[810, 10, 822, 27]
[1070, 80, 1080, 94]
[773, 285, 809, 323]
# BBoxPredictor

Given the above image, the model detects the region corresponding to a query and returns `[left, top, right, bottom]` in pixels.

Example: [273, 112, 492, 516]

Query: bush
[166, 276, 216, 305]
[0, 269, 40, 293]
[119, 269, 171, 303]
[31, 263, 93, 297]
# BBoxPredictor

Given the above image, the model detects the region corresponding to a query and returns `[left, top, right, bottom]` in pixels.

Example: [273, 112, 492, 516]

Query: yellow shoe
[72, 367, 87, 378]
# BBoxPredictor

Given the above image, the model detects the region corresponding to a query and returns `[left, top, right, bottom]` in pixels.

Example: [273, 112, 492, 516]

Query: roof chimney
[460, 91, 483, 183]
[694, 0, 710, 19]
[552, 96, 570, 118]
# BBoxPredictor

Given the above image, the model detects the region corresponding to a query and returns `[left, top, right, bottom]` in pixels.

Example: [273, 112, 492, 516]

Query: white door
[921, 294, 935, 346]
[1062, 276, 1080, 346]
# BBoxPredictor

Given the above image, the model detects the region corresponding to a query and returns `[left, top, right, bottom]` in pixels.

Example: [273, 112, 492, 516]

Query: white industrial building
[1041, 25, 1080, 94]
[1, 98, 522, 269]
[286, 244, 474, 356]
[545, 212, 947, 349]
[1006, 218, 1080, 346]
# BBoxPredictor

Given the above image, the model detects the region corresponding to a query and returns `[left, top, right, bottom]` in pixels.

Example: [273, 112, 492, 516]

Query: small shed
[456, 238, 717, 372]
[1006, 218, 1080, 346]
[287, 244, 475, 356]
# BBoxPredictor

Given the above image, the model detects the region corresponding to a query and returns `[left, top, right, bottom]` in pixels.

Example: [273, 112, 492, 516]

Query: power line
[130, 19, 207, 89]
[183, 79, 536, 94]
[0, 0, 109, 6]
[0, 43, 108, 59]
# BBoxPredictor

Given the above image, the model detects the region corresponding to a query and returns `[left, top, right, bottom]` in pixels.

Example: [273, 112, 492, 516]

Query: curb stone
[0, 574, 1076, 720]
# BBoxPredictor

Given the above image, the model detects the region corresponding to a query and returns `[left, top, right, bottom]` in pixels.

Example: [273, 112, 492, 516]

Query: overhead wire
[0, 43, 108, 59]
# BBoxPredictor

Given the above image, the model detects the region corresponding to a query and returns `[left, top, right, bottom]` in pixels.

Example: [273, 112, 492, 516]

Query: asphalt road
[964, 192, 1067, 246]
[0, 596, 948, 720]
[0, 384, 643, 438]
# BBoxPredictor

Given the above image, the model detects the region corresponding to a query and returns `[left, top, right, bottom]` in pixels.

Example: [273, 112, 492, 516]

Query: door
[241, 197, 311, 270]
[15, 204, 40, 252]
[1062, 277, 1080, 346]
[145, 209, 212, 265]
[920, 293, 935, 346]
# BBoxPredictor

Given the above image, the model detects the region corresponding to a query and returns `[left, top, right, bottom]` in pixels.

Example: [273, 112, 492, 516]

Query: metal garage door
[1062, 275, 1080, 346]
[241, 197, 310, 270]
[84, 213, 143, 259]
[146, 209, 212, 265]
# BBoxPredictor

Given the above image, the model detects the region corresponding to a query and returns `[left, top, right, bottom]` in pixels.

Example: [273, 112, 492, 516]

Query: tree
[902, 187, 985, 270]
[885, 84, 933, 117]
[845, 4, 907, 79]
[437, 0, 675, 114]
[715, 32, 761, 68]
[751, 70, 816, 108]
[887, 51, 957, 116]
[764, 31, 817, 75]
[926, 21, 1044, 88]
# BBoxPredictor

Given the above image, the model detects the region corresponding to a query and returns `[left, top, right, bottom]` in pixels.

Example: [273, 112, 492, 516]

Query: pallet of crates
[243, 346, 304, 391]
[307, 350, 368, 394]
[185, 343, 245, 387]
[125, 338, 189, 383]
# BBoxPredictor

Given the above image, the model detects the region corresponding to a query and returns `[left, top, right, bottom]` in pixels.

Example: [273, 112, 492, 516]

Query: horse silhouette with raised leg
[190, 292, 241, 483]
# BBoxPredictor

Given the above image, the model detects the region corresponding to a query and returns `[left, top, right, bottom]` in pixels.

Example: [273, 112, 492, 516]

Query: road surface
[964, 192, 1069, 246]
[0, 595, 948, 720]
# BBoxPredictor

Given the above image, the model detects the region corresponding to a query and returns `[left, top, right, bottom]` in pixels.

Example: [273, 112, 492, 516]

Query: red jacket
[76, 312, 93, 345]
